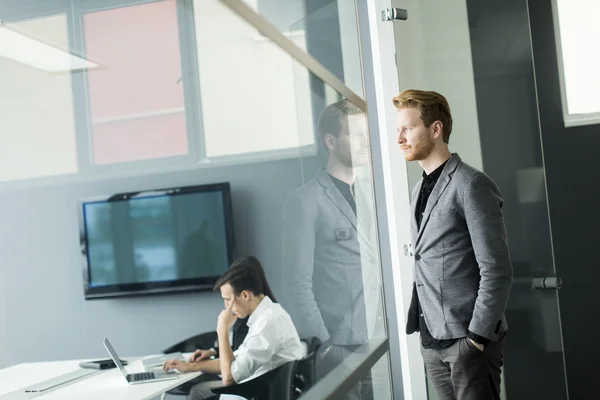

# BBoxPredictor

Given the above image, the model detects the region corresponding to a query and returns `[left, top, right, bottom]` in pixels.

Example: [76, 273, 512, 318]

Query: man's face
[396, 108, 435, 162]
[328, 113, 370, 168]
[220, 283, 250, 319]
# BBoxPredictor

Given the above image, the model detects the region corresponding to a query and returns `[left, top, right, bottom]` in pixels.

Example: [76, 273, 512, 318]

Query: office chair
[163, 331, 218, 354]
[293, 337, 321, 398]
[210, 337, 321, 400]
[211, 360, 299, 400]
[160, 331, 218, 399]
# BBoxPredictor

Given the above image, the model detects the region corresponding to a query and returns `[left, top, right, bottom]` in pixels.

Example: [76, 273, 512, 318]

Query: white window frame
[551, 0, 600, 127]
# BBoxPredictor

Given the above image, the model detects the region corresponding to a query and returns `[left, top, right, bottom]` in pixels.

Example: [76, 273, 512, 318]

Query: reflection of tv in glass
[78, 183, 235, 299]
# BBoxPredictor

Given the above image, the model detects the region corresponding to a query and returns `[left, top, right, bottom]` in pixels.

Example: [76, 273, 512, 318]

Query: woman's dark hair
[213, 256, 277, 302]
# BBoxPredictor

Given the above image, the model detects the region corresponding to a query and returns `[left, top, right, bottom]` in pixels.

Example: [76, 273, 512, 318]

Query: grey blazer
[406, 154, 513, 342]
[281, 169, 377, 346]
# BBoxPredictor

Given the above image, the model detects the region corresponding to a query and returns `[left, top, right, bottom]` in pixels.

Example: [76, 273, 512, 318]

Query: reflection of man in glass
[281, 99, 376, 399]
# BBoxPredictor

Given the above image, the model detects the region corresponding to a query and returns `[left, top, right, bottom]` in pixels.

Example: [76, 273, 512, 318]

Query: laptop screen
[103, 338, 128, 378]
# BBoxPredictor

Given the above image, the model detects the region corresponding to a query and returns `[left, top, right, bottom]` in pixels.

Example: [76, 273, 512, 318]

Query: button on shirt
[231, 296, 306, 383]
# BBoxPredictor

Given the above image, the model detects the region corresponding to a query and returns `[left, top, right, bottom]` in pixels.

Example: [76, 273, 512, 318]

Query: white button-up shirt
[231, 296, 305, 383]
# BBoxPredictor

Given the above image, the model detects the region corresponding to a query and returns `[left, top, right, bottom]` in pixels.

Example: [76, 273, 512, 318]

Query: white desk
[0, 356, 203, 400]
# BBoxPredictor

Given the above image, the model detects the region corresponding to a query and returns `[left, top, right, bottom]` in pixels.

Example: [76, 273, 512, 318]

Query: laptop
[103, 338, 179, 384]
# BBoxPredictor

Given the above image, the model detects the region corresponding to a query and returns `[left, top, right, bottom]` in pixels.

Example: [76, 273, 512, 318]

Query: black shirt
[328, 173, 357, 216]
[415, 160, 489, 349]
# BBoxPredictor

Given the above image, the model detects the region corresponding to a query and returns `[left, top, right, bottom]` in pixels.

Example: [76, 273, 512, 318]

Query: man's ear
[431, 121, 444, 140]
[240, 290, 250, 301]
[324, 133, 336, 151]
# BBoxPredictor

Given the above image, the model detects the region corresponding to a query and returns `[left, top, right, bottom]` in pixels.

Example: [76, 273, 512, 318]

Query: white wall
[0, 156, 318, 368]
[393, 0, 483, 189]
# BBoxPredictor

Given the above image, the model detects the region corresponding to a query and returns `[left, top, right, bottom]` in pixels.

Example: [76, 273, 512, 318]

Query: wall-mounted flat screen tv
[78, 182, 235, 299]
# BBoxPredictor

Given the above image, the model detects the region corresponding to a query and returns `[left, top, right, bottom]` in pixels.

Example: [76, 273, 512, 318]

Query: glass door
[465, 0, 568, 399]
[213, 0, 411, 399]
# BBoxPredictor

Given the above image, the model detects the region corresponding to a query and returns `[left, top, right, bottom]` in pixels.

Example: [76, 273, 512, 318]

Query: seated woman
[164, 256, 304, 400]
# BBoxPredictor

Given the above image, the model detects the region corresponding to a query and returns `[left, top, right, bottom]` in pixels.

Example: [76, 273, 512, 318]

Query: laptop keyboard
[129, 372, 156, 382]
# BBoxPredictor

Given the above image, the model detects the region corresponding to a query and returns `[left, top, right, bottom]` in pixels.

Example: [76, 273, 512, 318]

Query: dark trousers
[421, 333, 505, 400]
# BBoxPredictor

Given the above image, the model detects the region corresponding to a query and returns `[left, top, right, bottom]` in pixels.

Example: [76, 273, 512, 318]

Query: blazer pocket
[441, 278, 478, 324]
[431, 207, 457, 216]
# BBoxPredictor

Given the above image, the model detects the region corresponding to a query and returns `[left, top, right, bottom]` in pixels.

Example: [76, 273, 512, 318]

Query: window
[0, 0, 317, 186]
[83, 0, 189, 164]
[552, 0, 600, 126]
[0, 14, 78, 182]
[193, 0, 315, 158]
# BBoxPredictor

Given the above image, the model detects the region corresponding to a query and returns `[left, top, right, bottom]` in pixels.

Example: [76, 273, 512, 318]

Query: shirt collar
[422, 159, 449, 182]
[327, 172, 353, 190]
[247, 296, 272, 327]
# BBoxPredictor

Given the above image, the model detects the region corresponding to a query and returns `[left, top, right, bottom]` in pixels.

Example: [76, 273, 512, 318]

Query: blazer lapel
[415, 154, 461, 246]
[318, 170, 358, 230]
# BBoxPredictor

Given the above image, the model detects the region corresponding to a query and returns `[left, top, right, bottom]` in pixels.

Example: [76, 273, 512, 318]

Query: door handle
[513, 277, 562, 290]
[531, 277, 562, 290]
[382, 8, 408, 21]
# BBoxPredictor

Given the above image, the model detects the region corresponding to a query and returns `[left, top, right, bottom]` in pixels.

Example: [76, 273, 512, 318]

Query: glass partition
[278, 34, 392, 397]
[466, 0, 568, 398]
[0, 1, 396, 398]
[192, 0, 315, 159]
[289, 0, 363, 98]
[235, 0, 364, 98]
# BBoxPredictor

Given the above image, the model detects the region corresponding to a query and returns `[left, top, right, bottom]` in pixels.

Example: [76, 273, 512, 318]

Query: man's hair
[392, 89, 453, 143]
[317, 98, 364, 148]
[213, 256, 276, 300]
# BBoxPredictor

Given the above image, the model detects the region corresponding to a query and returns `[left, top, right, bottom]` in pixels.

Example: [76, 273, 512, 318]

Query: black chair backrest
[294, 337, 322, 398]
[268, 359, 299, 400]
[162, 331, 218, 354]
[211, 359, 299, 400]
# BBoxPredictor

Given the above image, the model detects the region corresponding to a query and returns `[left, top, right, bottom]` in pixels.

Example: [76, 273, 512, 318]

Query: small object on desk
[79, 359, 128, 370]
[25, 368, 98, 392]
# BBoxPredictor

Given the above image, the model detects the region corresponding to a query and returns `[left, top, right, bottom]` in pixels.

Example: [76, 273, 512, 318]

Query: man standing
[394, 89, 513, 400]
[281, 98, 380, 399]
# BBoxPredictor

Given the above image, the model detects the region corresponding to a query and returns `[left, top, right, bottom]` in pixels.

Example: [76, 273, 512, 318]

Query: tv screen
[78, 182, 235, 299]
